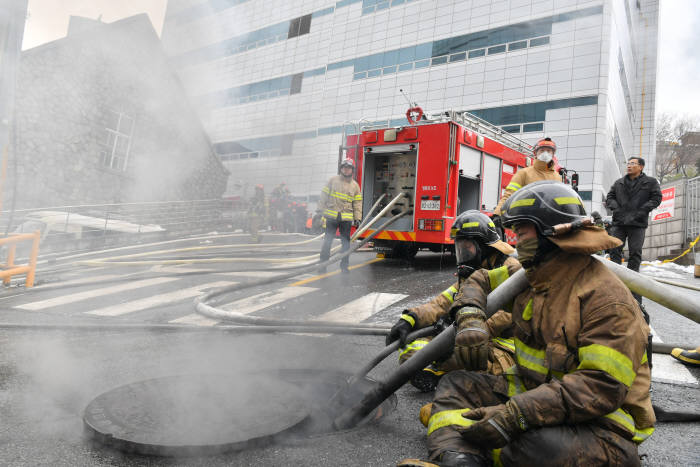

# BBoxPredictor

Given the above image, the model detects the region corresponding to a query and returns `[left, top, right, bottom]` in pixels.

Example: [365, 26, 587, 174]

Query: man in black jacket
[605, 157, 662, 300]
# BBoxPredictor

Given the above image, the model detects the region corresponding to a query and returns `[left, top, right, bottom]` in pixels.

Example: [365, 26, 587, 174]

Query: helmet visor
[455, 238, 479, 265]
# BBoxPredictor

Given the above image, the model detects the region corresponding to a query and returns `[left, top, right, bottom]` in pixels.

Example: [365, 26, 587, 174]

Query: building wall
[162, 0, 659, 213]
[7, 14, 228, 210]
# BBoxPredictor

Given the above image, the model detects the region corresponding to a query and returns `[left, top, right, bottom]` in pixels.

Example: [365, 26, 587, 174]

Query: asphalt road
[0, 232, 698, 466]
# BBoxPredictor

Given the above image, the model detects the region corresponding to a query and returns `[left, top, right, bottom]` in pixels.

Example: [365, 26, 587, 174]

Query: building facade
[161, 0, 659, 213]
[7, 14, 228, 210]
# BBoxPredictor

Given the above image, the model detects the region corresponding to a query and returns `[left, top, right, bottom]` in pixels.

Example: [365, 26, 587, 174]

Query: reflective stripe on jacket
[494, 160, 561, 215]
[454, 251, 655, 443]
[409, 255, 521, 330]
[318, 175, 362, 222]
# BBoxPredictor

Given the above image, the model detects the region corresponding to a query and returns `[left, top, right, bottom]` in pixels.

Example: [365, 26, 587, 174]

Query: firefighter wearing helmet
[401, 181, 654, 467]
[317, 158, 362, 273]
[386, 210, 520, 393]
[247, 184, 269, 243]
[493, 137, 561, 217]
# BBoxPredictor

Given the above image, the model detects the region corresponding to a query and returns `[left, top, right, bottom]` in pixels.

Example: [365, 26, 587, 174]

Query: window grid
[99, 110, 134, 172]
[352, 35, 550, 81]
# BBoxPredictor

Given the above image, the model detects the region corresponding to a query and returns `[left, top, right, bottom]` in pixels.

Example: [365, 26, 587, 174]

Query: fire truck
[342, 108, 575, 259]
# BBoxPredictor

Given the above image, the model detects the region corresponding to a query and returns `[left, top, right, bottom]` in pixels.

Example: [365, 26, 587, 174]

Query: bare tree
[655, 113, 700, 182]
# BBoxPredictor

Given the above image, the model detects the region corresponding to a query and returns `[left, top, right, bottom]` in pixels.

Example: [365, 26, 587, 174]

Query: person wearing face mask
[385, 210, 521, 393]
[317, 158, 362, 274]
[404, 181, 653, 467]
[493, 138, 561, 218]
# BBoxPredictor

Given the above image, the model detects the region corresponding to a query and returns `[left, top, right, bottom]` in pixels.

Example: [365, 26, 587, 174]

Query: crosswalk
[7, 267, 698, 388]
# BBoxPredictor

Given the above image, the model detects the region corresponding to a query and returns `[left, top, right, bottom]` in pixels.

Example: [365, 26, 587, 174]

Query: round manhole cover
[84, 374, 310, 456]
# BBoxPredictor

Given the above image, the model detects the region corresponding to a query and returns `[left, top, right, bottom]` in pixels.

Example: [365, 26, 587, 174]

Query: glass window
[415, 43, 432, 60]
[529, 36, 550, 47]
[398, 62, 413, 72]
[414, 59, 430, 69]
[468, 49, 485, 58]
[367, 52, 383, 69]
[431, 56, 448, 65]
[487, 44, 506, 54]
[508, 40, 527, 51]
[382, 49, 399, 66]
[502, 125, 521, 133]
[353, 72, 367, 80]
[523, 123, 544, 132]
[382, 65, 396, 74]
[398, 46, 415, 63]
[449, 52, 466, 62]
[367, 69, 381, 77]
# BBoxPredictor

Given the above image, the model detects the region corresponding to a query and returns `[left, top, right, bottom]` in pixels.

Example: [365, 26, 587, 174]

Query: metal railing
[686, 176, 700, 242]
[0, 199, 242, 255]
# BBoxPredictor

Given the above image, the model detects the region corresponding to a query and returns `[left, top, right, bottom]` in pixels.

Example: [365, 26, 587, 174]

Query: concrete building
[161, 0, 659, 213]
[6, 14, 228, 210]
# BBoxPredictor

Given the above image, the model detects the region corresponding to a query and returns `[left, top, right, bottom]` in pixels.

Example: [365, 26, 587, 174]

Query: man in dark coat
[605, 157, 662, 299]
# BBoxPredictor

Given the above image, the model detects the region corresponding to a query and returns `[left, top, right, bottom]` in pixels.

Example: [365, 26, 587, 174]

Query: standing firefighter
[247, 184, 268, 243]
[386, 210, 520, 392]
[402, 181, 654, 467]
[318, 158, 362, 273]
[493, 138, 561, 217]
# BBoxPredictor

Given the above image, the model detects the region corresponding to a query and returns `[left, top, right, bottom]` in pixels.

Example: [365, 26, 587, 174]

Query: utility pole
[0, 0, 28, 213]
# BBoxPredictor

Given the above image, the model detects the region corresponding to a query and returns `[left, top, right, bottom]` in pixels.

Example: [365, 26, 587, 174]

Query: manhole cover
[84, 374, 310, 456]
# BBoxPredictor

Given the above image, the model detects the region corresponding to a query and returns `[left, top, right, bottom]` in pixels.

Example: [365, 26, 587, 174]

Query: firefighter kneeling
[401, 181, 654, 467]
[386, 210, 520, 392]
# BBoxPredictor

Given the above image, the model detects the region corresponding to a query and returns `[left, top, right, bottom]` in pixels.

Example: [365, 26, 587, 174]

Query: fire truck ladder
[443, 110, 534, 156]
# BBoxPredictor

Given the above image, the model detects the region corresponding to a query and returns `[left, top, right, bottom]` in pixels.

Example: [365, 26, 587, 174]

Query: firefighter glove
[386, 311, 416, 347]
[353, 219, 361, 227]
[453, 307, 490, 371]
[459, 400, 527, 449]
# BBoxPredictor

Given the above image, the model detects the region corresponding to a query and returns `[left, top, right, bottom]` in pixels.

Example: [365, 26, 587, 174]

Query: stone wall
[4, 14, 228, 212]
[642, 178, 687, 260]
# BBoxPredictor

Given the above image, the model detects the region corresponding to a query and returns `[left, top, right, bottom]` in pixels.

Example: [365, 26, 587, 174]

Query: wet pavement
[0, 232, 698, 465]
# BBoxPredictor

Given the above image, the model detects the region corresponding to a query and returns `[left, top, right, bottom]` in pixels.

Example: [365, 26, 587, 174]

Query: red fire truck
[343, 109, 550, 258]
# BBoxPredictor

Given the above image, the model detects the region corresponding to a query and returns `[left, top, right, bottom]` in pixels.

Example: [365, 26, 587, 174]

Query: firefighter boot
[409, 364, 445, 392]
[397, 451, 489, 467]
[670, 346, 700, 366]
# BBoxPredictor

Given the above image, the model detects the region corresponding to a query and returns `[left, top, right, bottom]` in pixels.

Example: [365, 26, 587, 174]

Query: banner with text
[652, 187, 675, 221]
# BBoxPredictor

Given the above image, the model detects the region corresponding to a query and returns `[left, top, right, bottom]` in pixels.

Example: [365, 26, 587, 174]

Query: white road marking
[220, 286, 317, 315]
[85, 281, 231, 317]
[220, 271, 286, 278]
[649, 325, 698, 385]
[16, 277, 178, 311]
[315, 292, 408, 323]
[44, 274, 121, 288]
[170, 313, 220, 326]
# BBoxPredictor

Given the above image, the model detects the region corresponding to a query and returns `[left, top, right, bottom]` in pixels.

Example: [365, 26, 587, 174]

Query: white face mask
[537, 150, 553, 163]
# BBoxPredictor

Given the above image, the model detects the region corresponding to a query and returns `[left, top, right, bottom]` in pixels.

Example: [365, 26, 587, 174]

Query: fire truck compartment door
[361, 147, 416, 232]
[459, 145, 481, 178]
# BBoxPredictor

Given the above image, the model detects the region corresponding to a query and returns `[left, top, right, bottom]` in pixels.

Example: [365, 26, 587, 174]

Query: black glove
[460, 400, 527, 449]
[353, 219, 361, 227]
[386, 311, 416, 347]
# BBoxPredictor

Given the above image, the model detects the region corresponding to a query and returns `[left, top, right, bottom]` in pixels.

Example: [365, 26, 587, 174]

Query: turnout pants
[320, 216, 352, 270]
[427, 371, 640, 467]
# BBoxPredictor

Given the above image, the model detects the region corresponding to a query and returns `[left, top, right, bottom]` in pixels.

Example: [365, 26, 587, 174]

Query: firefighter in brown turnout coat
[402, 181, 654, 467]
[386, 210, 520, 393]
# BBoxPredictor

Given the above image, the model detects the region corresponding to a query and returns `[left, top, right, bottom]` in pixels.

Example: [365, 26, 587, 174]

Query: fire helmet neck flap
[500, 181, 586, 237]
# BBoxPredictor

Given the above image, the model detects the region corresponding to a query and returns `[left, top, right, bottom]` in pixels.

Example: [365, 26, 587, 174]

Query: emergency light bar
[365, 144, 415, 154]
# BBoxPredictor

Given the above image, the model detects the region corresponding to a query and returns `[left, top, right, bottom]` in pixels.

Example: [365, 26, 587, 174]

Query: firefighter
[270, 182, 290, 231]
[402, 181, 654, 467]
[493, 137, 561, 217]
[247, 184, 268, 243]
[318, 158, 362, 273]
[386, 210, 520, 392]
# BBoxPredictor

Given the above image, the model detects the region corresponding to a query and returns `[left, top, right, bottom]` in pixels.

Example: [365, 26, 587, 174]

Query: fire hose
[332, 260, 700, 428]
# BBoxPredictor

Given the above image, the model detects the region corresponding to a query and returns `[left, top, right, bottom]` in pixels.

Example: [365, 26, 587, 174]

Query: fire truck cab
[345, 110, 536, 258]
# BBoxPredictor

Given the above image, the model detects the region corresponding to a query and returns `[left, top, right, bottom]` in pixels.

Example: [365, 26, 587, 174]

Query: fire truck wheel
[388, 243, 418, 260]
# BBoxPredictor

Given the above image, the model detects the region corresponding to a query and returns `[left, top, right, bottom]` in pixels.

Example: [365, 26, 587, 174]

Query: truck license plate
[420, 200, 440, 211]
